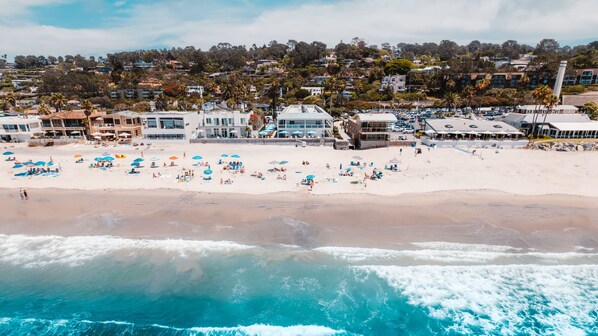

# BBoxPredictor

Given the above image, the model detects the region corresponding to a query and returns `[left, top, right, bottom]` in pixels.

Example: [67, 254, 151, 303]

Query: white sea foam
[189, 324, 346, 336]
[357, 264, 598, 335]
[315, 243, 598, 264]
[411, 241, 521, 252]
[0, 234, 255, 268]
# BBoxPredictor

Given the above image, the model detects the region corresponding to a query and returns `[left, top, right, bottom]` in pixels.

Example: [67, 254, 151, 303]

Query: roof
[0, 116, 41, 124]
[502, 113, 591, 124]
[110, 111, 140, 118]
[40, 110, 104, 120]
[426, 118, 522, 134]
[562, 92, 598, 107]
[517, 105, 578, 112]
[354, 113, 398, 123]
[140, 111, 198, 117]
[277, 105, 333, 121]
[549, 122, 598, 131]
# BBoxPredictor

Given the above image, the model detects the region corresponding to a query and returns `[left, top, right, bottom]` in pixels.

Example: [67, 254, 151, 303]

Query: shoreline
[2, 188, 597, 252]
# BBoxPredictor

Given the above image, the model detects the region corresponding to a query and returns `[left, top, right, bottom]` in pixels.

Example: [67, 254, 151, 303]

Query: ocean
[0, 234, 597, 336]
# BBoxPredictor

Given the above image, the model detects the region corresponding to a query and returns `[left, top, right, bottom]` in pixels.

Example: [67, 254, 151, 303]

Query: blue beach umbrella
[150, 157, 160, 161]
[94, 157, 103, 161]
[130, 162, 140, 167]
[103, 157, 114, 161]
[279, 160, 288, 165]
[192, 155, 203, 160]
[204, 169, 212, 175]
[231, 154, 240, 158]
[220, 154, 228, 158]
[35, 161, 46, 166]
[133, 158, 144, 162]
[12, 164, 23, 169]
[48, 162, 54, 166]
[306, 175, 315, 180]
[3, 151, 14, 155]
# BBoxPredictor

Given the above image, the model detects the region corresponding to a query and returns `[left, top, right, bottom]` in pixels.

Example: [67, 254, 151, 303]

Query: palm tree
[539, 94, 559, 138]
[475, 78, 490, 112]
[49, 93, 67, 113]
[443, 92, 460, 116]
[530, 85, 552, 138]
[38, 102, 51, 116]
[81, 99, 94, 139]
[4, 92, 17, 111]
[265, 79, 281, 120]
[461, 85, 475, 109]
[155, 94, 168, 111]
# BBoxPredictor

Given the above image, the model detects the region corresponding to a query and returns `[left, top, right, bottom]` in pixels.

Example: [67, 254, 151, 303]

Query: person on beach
[19, 189, 24, 200]
[23, 189, 29, 200]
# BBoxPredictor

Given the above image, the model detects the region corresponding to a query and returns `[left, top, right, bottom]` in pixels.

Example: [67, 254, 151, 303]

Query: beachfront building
[539, 121, 598, 139]
[40, 110, 104, 138]
[90, 111, 142, 140]
[501, 113, 592, 136]
[196, 109, 253, 138]
[346, 114, 397, 149]
[422, 118, 527, 148]
[0, 116, 43, 142]
[140, 111, 201, 140]
[379, 75, 406, 93]
[276, 105, 333, 138]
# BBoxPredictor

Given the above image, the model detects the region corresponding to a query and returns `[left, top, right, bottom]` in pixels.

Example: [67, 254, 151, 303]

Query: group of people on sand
[220, 178, 233, 184]
[176, 169, 195, 182]
[19, 188, 29, 201]
[26, 167, 60, 175]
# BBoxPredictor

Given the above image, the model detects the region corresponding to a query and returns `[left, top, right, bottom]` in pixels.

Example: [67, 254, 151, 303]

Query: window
[125, 119, 132, 125]
[240, 118, 246, 125]
[42, 120, 51, 127]
[493, 125, 503, 129]
[147, 118, 157, 128]
[160, 118, 184, 129]
[469, 125, 478, 129]
[206, 118, 212, 125]
[215, 118, 220, 126]
[115, 119, 121, 125]
[445, 124, 454, 129]
[3, 125, 17, 131]
[19, 125, 27, 132]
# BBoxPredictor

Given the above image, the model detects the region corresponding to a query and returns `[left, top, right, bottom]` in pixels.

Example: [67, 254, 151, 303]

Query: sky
[1, 0, 597, 60]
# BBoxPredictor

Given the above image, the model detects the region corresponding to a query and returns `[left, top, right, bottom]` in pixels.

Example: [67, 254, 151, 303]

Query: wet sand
[1, 188, 597, 252]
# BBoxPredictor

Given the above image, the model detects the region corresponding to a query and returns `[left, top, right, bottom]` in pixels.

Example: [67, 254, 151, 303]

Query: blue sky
[0, 0, 597, 59]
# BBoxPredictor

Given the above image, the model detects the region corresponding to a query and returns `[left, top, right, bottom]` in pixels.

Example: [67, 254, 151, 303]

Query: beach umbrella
[74, 154, 82, 158]
[35, 161, 46, 166]
[94, 157, 103, 161]
[119, 132, 131, 137]
[133, 158, 144, 162]
[103, 157, 115, 161]
[130, 162, 140, 167]
[269, 161, 279, 165]
[231, 154, 240, 158]
[220, 154, 228, 158]
[307, 131, 317, 135]
[3, 151, 14, 155]
[291, 131, 302, 136]
[150, 157, 160, 161]
[352, 156, 363, 160]
[104, 132, 115, 136]
[306, 175, 315, 180]
[93, 136, 101, 140]
[70, 131, 81, 135]
[278, 130, 289, 134]
[12, 164, 23, 169]
[48, 162, 54, 166]
[192, 155, 203, 160]
[169, 156, 178, 160]
[390, 158, 400, 164]
[91, 132, 102, 136]
[279, 160, 288, 165]
[204, 169, 213, 175]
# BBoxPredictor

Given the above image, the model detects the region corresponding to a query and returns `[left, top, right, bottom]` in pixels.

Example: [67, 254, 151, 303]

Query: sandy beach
[1, 188, 597, 251]
[2, 142, 598, 196]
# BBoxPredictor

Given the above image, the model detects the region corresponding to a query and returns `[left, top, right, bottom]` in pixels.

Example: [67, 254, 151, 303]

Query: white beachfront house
[422, 118, 527, 148]
[196, 109, 253, 138]
[140, 111, 201, 140]
[276, 104, 333, 138]
[0, 116, 43, 142]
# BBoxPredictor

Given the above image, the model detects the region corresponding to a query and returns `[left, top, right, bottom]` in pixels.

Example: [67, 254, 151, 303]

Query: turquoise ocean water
[0, 234, 597, 335]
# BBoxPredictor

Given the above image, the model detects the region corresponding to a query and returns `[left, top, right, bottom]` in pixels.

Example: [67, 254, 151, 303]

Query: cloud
[1, 0, 597, 59]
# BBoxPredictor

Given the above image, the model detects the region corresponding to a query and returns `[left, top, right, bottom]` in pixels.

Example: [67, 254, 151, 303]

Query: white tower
[553, 61, 567, 99]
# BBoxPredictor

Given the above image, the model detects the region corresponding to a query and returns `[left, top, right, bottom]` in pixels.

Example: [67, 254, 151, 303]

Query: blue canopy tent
[204, 169, 213, 175]
[192, 155, 203, 160]
[3, 151, 14, 156]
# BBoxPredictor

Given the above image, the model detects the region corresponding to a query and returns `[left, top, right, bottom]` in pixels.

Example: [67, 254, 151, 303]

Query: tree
[581, 102, 598, 120]
[475, 79, 490, 111]
[4, 92, 17, 110]
[81, 99, 94, 139]
[265, 79, 281, 119]
[461, 85, 475, 108]
[384, 59, 414, 75]
[38, 102, 52, 116]
[539, 94, 559, 137]
[442, 92, 460, 114]
[535, 39, 560, 56]
[49, 93, 67, 112]
[530, 85, 552, 138]
[155, 94, 169, 111]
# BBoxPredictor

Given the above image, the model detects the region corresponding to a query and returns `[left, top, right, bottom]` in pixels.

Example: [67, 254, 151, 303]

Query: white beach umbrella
[104, 132, 115, 136]
[91, 132, 102, 136]
[119, 132, 131, 137]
